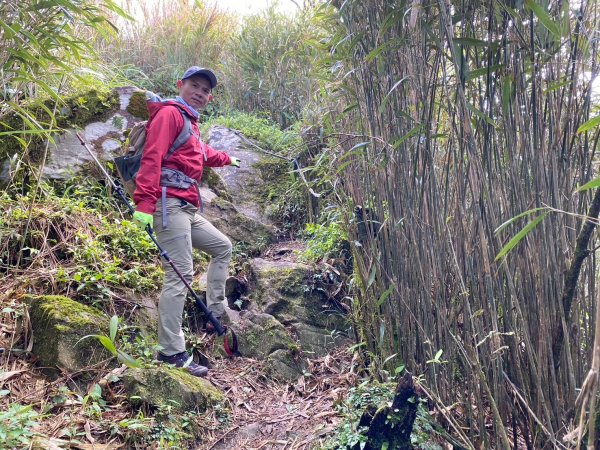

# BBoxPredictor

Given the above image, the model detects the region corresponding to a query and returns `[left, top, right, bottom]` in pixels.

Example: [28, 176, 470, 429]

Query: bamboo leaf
[577, 115, 600, 134]
[494, 207, 549, 233]
[525, 0, 561, 37]
[342, 102, 358, 114]
[467, 103, 498, 128]
[78, 334, 117, 356]
[379, 77, 408, 114]
[391, 125, 423, 149]
[495, 213, 549, 261]
[377, 287, 393, 307]
[383, 353, 398, 365]
[367, 263, 377, 289]
[576, 177, 600, 192]
[453, 37, 492, 47]
[467, 64, 504, 81]
[109, 315, 118, 342]
[117, 350, 142, 368]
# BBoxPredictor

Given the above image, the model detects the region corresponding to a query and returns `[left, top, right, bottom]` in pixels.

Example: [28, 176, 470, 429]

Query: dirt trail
[200, 347, 356, 450]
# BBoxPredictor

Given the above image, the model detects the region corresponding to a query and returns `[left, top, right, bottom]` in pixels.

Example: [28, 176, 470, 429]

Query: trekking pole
[75, 132, 240, 356]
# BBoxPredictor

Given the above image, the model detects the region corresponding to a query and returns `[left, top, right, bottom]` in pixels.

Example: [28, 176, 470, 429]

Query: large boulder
[265, 349, 307, 382]
[122, 366, 223, 413]
[233, 310, 295, 360]
[206, 125, 278, 226]
[25, 295, 110, 375]
[198, 190, 276, 254]
[249, 258, 348, 332]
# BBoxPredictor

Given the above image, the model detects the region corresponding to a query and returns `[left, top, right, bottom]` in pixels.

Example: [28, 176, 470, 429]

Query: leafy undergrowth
[0, 182, 165, 308]
[200, 110, 302, 157]
[0, 318, 358, 450]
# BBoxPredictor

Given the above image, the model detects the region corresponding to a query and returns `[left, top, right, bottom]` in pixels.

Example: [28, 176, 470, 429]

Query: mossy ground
[25, 294, 110, 373]
[123, 366, 223, 413]
[0, 89, 119, 163]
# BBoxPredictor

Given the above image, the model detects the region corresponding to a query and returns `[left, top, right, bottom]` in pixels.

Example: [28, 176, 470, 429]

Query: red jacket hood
[147, 99, 197, 121]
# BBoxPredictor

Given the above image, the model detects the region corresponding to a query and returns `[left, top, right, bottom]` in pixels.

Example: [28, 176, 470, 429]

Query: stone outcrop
[249, 258, 348, 332]
[122, 366, 223, 413]
[25, 295, 110, 375]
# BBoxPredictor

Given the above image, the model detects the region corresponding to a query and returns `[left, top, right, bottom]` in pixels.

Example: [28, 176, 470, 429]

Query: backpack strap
[163, 105, 201, 161]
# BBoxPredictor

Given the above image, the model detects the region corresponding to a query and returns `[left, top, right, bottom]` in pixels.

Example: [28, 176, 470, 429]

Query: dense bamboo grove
[326, 0, 599, 447]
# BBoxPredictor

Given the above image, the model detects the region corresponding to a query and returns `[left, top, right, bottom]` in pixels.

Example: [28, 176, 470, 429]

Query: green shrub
[321, 380, 444, 450]
[0, 403, 39, 448]
[0, 184, 162, 303]
[201, 110, 302, 155]
[301, 222, 346, 263]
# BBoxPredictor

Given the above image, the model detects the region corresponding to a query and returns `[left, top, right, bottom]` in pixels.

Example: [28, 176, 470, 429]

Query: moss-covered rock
[126, 89, 150, 119]
[201, 195, 276, 254]
[234, 311, 295, 360]
[0, 89, 119, 162]
[294, 323, 350, 358]
[249, 258, 348, 331]
[25, 295, 110, 375]
[122, 366, 223, 413]
[201, 167, 233, 202]
[265, 349, 307, 382]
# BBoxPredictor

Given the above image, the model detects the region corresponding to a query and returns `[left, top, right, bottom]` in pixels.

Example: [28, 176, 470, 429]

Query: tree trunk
[353, 372, 418, 450]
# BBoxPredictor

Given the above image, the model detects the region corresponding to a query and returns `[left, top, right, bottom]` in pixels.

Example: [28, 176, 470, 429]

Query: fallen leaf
[85, 421, 95, 443]
[0, 369, 25, 384]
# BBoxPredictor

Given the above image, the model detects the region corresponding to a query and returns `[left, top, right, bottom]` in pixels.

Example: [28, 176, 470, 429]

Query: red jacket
[134, 100, 231, 214]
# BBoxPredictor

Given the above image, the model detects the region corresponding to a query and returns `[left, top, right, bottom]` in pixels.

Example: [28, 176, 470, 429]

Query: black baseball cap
[181, 66, 217, 88]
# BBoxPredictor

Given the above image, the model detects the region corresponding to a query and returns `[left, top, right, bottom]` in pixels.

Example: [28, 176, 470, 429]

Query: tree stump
[353, 372, 419, 450]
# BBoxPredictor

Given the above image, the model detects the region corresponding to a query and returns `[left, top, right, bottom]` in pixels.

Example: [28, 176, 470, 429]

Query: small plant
[0, 403, 40, 448]
[79, 315, 141, 368]
[323, 379, 444, 450]
[301, 222, 347, 263]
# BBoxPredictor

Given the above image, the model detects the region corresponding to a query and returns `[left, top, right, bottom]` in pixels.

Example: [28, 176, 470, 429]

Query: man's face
[177, 75, 212, 110]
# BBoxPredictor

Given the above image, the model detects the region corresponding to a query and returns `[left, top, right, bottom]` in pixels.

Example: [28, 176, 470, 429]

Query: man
[132, 66, 240, 377]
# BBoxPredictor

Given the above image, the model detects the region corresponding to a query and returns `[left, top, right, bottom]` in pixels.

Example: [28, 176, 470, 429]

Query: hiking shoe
[157, 351, 208, 377]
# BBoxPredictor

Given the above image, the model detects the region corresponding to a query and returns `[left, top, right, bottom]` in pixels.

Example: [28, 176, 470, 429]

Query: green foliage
[321, 380, 395, 449]
[119, 331, 163, 365]
[0, 0, 128, 159]
[0, 87, 120, 163]
[322, 379, 443, 450]
[97, 0, 237, 97]
[221, 6, 322, 126]
[201, 110, 302, 154]
[0, 402, 39, 448]
[79, 315, 142, 368]
[0, 182, 162, 302]
[112, 402, 200, 448]
[301, 222, 347, 263]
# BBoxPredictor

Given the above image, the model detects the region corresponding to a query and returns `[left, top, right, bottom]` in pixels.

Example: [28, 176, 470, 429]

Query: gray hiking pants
[153, 197, 232, 356]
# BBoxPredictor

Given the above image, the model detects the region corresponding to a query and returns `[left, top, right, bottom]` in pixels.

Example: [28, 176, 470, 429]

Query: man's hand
[133, 211, 153, 230]
[229, 156, 241, 168]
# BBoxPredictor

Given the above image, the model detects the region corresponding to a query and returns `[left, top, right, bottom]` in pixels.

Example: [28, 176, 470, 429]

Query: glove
[133, 211, 153, 230]
[229, 156, 241, 168]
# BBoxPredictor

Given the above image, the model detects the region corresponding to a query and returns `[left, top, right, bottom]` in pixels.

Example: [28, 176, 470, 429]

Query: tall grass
[96, 0, 237, 96]
[317, 0, 600, 447]
[220, 6, 318, 127]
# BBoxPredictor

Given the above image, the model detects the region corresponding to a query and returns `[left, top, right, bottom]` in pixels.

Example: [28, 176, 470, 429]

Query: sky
[206, 0, 299, 16]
